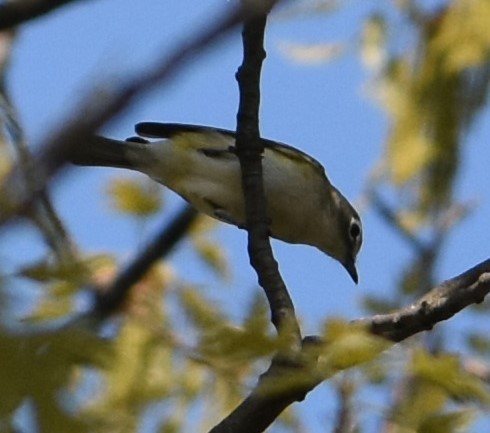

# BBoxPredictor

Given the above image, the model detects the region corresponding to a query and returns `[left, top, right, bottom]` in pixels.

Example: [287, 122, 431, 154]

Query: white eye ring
[349, 218, 361, 242]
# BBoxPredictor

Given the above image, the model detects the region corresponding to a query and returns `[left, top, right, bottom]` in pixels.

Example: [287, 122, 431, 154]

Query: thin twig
[0, 92, 78, 262]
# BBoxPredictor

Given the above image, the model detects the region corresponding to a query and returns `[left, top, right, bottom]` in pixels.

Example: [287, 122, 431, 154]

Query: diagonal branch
[0, 3, 244, 229]
[93, 205, 198, 318]
[0, 0, 84, 30]
[362, 257, 490, 341]
[209, 258, 490, 433]
[1, 90, 78, 263]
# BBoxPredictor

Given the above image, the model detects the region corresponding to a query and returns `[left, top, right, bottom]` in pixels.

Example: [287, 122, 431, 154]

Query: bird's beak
[343, 258, 358, 284]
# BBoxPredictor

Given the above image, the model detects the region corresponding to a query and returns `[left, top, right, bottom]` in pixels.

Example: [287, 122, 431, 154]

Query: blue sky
[5, 0, 490, 431]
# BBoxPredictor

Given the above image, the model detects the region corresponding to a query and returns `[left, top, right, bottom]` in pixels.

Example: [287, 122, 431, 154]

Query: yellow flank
[172, 132, 231, 151]
[263, 143, 326, 180]
[268, 144, 311, 166]
[169, 130, 327, 186]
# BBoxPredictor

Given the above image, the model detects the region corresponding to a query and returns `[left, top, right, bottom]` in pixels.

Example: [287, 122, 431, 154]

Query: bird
[70, 122, 362, 282]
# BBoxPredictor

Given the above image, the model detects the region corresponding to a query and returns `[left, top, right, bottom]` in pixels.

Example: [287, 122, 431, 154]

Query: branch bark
[362, 258, 490, 341]
[234, 1, 300, 339]
[208, 258, 490, 433]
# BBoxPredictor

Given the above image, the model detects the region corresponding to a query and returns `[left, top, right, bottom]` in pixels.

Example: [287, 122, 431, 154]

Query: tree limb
[0, 3, 244, 228]
[362, 257, 490, 341]
[93, 205, 198, 318]
[0, 0, 84, 30]
[209, 258, 490, 433]
[235, 0, 300, 339]
[209, 336, 321, 433]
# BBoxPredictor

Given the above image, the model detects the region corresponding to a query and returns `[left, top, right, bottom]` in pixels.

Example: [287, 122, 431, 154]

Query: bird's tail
[70, 136, 149, 170]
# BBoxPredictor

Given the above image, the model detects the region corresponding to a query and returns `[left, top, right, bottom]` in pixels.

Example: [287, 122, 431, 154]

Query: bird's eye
[349, 220, 361, 241]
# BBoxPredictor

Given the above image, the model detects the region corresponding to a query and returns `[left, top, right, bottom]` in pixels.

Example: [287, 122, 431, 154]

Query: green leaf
[419, 410, 476, 433]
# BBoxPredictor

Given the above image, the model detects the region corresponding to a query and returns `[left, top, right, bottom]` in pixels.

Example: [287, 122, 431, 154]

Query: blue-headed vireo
[71, 122, 362, 282]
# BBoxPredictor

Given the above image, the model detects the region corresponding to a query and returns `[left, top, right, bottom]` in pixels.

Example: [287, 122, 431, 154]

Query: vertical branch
[235, 1, 300, 341]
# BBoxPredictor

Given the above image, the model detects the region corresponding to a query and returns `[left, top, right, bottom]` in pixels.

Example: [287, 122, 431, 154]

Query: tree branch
[235, 0, 300, 339]
[0, 0, 84, 30]
[93, 205, 198, 318]
[362, 257, 490, 341]
[0, 3, 244, 229]
[209, 337, 321, 433]
[209, 258, 490, 433]
[1, 89, 78, 263]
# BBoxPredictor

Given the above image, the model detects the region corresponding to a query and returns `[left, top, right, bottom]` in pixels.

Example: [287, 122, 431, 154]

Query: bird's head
[319, 188, 362, 283]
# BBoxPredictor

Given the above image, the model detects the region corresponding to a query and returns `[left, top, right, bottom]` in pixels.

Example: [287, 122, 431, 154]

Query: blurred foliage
[278, 41, 346, 64]
[107, 177, 162, 217]
[376, 6, 490, 216]
[384, 349, 488, 433]
[189, 215, 231, 280]
[320, 319, 391, 373]
[278, 0, 490, 431]
[0, 254, 288, 433]
[0, 1, 490, 433]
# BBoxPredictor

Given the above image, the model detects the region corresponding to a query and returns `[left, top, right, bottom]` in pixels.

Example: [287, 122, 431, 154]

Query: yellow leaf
[189, 214, 218, 236]
[432, 0, 490, 73]
[194, 239, 230, 279]
[107, 177, 162, 216]
[18, 254, 112, 283]
[388, 127, 432, 185]
[199, 322, 276, 363]
[178, 286, 226, 330]
[24, 293, 75, 322]
[411, 350, 490, 404]
[361, 13, 387, 69]
[320, 319, 391, 373]
[179, 361, 206, 399]
[397, 210, 425, 232]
